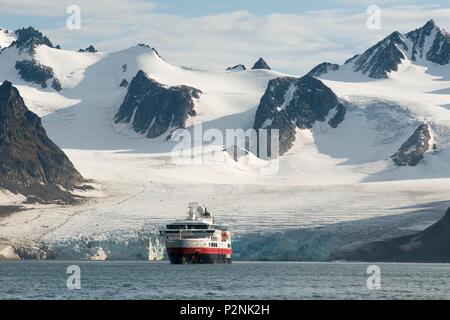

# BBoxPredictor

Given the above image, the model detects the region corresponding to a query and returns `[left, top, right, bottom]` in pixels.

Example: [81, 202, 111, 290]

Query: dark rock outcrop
[0, 81, 83, 202]
[136, 43, 164, 60]
[328, 103, 346, 128]
[119, 79, 129, 88]
[350, 31, 407, 79]
[10, 27, 54, 53]
[226, 64, 246, 72]
[392, 123, 433, 166]
[251, 58, 271, 70]
[406, 19, 450, 65]
[308, 62, 339, 77]
[330, 207, 450, 262]
[313, 20, 450, 80]
[15, 59, 61, 90]
[78, 45, 97, 53]
[253, 75, 345, 155]
[114, 70, 202, 139]
[51, 78, 62, 91]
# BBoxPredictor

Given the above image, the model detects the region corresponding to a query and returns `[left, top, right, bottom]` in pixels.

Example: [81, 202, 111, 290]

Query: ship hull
[167, 248, 232, 264]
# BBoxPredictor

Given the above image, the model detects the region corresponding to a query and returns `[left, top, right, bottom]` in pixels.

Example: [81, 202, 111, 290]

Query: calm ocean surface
[0, 261, 449, 299]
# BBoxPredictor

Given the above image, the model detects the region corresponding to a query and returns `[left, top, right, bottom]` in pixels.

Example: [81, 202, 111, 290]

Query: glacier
[1, 22, 450, 261]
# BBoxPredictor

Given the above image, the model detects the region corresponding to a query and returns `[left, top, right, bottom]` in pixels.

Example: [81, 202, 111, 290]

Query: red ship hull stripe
[167, 247, 232, 255]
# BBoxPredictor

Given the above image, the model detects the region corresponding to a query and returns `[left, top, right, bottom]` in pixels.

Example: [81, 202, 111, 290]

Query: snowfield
[0, 28, 14, 49]
[1, 33, 450, 260]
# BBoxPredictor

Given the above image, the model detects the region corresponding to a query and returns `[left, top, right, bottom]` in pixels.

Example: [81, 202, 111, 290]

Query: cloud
[2, 1, 450, 75]
[0, 0, 159, 17]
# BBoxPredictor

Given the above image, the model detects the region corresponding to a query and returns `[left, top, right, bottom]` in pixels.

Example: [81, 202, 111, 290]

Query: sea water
[0, 261, 449, 299]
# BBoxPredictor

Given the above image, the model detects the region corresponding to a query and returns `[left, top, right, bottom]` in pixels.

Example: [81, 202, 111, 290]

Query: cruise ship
[160, 203, 232, 264]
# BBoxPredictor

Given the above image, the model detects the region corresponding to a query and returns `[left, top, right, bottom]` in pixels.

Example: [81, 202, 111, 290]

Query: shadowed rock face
[392, 124, 433, 166]
[226, 64, 246, 71]
[119, 79, 129, 88]
[351, 31, 407, 79]
[15, 60, 61, 91]
[0, 81, 83, 201]
[407, 19, 450, 65]
[328, 103, 346, 129]
[78, 45, 97, 53]
[312, 20, 450, 79]
[114, 70, 202, 139]
[307, 62, 340, 78]
[330, 207, 450, 262]
[253, 75, 345, 155]
[251, 58, 271, 70]
[10, 27, 54, 53]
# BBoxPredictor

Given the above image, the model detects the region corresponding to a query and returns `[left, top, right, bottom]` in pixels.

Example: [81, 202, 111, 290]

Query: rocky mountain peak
[406, 19, 450, 65]
[253, 75, 345, 154]
[226, 64, 246, 72]
[0, 81, 83, 201]
[114, 70, 202, 139]
[350, 31, 407, 79]
[307, 62, 340, 77]
[424, 19, 437, 29]
[0, 81, 25, 126]
[251, 57, 271, 70]
[411, 19, 441, 36]
[392, 123, 435, 166]
[78, 45, 97, 53]
[0, 80, 17, 100]
[310, 19, 450, 79]
[10, 27, 54, 53]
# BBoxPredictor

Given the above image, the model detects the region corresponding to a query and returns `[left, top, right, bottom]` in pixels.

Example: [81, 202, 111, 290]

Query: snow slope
[0, 28, 14, 48]
[1, 24, 450, 260]
[313, 53, 450, 181]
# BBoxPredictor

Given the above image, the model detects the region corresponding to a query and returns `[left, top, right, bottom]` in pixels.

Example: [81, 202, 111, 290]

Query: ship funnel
[188, 202, 199, 220]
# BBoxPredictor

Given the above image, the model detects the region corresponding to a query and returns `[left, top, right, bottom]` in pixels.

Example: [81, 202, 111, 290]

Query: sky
[1, 0, 450, 75]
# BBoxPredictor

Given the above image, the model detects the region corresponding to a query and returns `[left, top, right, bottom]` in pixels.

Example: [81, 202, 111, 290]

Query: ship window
[167, 224, 208, 230]
[212, 225, 228, 231]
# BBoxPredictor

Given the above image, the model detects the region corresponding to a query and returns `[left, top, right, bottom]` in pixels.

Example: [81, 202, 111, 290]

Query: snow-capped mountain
[226, 64, 246, 72]
[0, 27, 62, 91]
[252, 57, 271, 70]
[253, 75, 345, 155]
[10, 27, 56, 53]
[0, 81, 83, 202]
[307, 62, 339, 78]
[297, 19, 450, 178]
[114, 70, 202, 139]
[0, 21, 448, 195]
[314, 19, 450, 79]
[1, 22, 450, 261]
